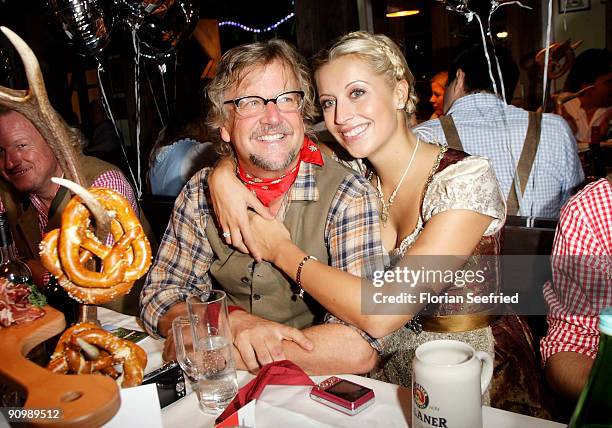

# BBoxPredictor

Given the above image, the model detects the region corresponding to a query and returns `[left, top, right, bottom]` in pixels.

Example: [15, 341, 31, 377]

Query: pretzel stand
[0, 27, 151, 426]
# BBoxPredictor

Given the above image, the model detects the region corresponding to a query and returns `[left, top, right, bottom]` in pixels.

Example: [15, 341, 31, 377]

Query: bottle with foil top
[569, 307, 612, 428]
[0, 212, 32, 285]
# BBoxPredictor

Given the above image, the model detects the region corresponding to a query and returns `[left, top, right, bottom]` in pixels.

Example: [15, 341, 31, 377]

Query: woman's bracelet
[294, 255, 318, 299]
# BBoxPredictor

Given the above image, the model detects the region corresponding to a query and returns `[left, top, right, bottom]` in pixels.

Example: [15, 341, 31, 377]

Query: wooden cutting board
[0, 306, 120, 427]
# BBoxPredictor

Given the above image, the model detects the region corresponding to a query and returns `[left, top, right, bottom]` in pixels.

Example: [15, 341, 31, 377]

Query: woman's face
[429, 81, 446, 116]
[315, 55, 405, 159]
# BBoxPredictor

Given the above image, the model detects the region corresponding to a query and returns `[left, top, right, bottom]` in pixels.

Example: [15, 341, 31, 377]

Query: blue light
[219, 12, 295, 33]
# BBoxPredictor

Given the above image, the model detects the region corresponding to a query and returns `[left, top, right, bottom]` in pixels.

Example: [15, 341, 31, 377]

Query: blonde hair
[206, 39, 316, 156]
[313, 31, 418, 118]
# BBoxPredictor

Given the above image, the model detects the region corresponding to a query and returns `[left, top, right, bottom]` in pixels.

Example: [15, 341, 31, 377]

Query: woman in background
[148, 83, 217, 197]
[429, 70, 448, 119]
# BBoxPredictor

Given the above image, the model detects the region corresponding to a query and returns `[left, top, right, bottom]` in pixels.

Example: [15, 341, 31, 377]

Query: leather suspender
[439, 115, 463, 151]
[439, 112, 543, 215]
[506, 112, 542, 215]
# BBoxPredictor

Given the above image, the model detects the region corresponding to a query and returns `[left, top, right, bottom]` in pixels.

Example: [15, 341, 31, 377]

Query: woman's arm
[207, 157, 274, 260]
[250, 209, 493, 338]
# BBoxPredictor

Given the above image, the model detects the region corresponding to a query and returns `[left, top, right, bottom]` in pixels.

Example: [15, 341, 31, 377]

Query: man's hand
[230, 311, 314, 372]
[157, 302, 189, 362]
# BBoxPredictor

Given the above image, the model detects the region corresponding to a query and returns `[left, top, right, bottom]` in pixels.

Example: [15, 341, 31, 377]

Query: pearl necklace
[376, 137, 420, 225]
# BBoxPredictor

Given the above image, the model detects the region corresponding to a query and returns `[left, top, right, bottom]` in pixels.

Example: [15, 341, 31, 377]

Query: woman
[429, 70, 448, 119]
[209, 32, 549, 417]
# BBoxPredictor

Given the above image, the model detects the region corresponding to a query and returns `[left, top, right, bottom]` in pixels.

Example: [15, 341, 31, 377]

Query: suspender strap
[507, 111, 542, 215]
[439, 115, 464, 151]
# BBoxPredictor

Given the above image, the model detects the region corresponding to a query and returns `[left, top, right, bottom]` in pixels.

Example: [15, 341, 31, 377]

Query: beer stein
[412, 340, 493, 428]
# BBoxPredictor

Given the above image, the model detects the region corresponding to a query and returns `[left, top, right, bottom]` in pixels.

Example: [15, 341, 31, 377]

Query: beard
[249, 145, 299, 172]
[248, 123, 300, 172]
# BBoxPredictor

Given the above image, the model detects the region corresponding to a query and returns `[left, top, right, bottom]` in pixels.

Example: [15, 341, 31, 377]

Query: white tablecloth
[98, 308, 566, 428]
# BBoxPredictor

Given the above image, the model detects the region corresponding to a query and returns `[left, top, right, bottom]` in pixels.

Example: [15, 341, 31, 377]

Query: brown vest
[205, 154, 360, 330]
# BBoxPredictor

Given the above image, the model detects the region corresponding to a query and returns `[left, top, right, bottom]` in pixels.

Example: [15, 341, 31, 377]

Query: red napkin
[216, 360, 315, 424]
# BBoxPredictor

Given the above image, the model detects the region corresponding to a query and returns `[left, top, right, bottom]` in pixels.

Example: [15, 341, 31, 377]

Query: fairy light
[219, 12, 295, 33]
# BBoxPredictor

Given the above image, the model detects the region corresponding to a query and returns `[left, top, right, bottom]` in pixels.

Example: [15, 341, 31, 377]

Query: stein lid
[600, 307, 612, 336]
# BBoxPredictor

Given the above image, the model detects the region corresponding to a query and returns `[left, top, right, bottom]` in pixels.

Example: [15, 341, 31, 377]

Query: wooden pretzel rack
[0, 306, 120, 427]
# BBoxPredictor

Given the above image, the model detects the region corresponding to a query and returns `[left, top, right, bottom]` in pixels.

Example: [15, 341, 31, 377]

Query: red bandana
[237, 137, 324, 206]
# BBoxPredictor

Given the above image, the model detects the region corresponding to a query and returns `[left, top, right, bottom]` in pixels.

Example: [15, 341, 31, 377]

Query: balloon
[48, 0, 111, 60]
[136, 0, 199, 60]
[0, 47, 11, 86]
[112, 0, 176, 27]
[442, 0, 471, 15]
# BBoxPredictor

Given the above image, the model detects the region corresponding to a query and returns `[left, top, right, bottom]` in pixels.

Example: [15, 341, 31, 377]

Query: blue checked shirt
[140, 160, 386, 338]
[414, 93, 584, 218]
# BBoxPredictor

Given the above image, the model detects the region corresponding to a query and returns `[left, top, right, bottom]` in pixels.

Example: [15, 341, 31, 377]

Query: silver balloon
[136, 0, 199, 60]
[48, 0, 111, 60]
[113, 0, 176, 27]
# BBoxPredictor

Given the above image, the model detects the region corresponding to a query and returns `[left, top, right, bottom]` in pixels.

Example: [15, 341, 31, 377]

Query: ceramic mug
[412, 340, 493, 428]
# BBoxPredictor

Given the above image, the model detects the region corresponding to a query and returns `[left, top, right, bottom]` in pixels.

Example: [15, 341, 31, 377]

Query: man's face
[0, 111, 62, 194]
[220, 59, 305, 179]
[442, 72, 462, 115]
[585, 71, 612, 109]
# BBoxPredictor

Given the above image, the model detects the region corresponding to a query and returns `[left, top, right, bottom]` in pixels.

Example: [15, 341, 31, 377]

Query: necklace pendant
[380, 209, 389, 225]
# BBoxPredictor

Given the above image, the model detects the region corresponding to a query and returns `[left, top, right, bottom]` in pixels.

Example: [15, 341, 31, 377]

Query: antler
[0, 26, 110, 239]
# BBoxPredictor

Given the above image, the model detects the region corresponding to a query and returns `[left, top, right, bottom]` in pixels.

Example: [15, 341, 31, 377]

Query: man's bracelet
[295, 255, 318, 299]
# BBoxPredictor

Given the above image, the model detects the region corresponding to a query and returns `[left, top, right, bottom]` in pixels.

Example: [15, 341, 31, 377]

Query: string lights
[219, 12, 295, 33]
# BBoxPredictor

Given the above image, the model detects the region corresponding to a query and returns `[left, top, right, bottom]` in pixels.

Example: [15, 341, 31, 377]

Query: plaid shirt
[540, 178, 612, 364]
[28, 170, 137, 234]
[140, 161, 386, 338]
[415, 93, 584, 218]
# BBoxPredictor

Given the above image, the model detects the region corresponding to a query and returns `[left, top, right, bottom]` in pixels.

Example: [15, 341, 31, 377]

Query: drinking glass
[186, 291, 238, 415]
[172, 316, 207, 412]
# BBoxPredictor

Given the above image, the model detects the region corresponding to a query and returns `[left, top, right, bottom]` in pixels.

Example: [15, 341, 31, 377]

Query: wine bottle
[0, 212, 33, 285]
[568, 307, 612, 428]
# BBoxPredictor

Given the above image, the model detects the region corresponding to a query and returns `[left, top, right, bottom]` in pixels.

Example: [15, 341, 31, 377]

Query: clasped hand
[230, 311, 313, 372]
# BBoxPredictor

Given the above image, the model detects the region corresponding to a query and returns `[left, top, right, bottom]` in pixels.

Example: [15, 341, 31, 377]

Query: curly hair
[206, 39, 316, 157]
[312, 31, 418, 119]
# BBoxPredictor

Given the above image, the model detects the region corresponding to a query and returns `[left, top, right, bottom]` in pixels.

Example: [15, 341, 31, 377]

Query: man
[415, 44, 584, 218]
[540, 174, 612, 401]
[0, 107, 141, 313]
[560, 48, 612, 144]
[140, 39, 386, 374]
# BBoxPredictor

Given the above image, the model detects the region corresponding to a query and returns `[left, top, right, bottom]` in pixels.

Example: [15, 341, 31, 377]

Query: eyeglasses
[223, 90, 305, 117]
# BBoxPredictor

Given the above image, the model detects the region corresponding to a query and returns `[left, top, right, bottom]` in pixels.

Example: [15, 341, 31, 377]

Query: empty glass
[186, 290, 238, 415]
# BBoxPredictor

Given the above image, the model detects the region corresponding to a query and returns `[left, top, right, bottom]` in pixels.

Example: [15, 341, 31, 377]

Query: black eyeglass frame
[223, 90, 305, 115]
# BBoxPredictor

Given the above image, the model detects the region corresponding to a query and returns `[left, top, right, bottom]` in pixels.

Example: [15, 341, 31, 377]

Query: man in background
[0, 107, 143, 314]
[416, 44, 584, 218]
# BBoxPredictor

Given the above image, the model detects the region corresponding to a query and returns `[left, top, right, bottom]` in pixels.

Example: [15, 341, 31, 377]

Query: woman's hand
[208, 157, 274, 261]
[247, 212, 292, 264]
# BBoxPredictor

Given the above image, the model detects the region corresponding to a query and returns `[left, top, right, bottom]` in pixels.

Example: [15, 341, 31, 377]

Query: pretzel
[39, 186, 152, 305]
[39, 228, 134, 304]
[70, 329, 148, 388]
[47, 322, 100, 374]
[46, 322, 147, 388]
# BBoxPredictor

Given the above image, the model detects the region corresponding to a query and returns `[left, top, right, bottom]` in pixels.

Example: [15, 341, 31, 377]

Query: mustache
[250, 123, 293, 139]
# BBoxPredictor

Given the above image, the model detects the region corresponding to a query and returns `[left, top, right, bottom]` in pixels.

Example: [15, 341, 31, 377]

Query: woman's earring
[398, 103, 405, 110]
